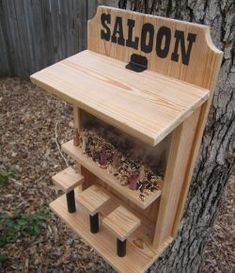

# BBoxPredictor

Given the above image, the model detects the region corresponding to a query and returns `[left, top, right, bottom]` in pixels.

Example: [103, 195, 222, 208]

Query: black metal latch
[125, 54, 148, 72]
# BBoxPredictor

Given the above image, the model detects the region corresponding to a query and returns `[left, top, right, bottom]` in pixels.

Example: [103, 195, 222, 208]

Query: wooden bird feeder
[31, 6, 223, 273]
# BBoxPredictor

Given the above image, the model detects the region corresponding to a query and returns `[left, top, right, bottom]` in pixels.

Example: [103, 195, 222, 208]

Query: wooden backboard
[88, 6, 222, 91]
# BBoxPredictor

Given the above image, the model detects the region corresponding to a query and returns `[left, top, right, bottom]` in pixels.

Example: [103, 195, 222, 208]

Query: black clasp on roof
[125, 54, 148, 72]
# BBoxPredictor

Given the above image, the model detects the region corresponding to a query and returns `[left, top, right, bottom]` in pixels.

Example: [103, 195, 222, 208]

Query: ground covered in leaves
[0, 78, 234, 273]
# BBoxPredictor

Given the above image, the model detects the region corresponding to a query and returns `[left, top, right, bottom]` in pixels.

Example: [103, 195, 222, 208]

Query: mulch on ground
[0, 78, 234, 273]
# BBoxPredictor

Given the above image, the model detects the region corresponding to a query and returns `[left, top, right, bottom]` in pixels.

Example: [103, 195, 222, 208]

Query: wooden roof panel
[31, 50, 209, 146]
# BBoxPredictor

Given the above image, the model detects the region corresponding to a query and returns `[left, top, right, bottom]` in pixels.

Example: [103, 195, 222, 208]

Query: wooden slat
[77, 185, 110, 215]
[87, 0, 98, 19]
[52, 167, 84, 193]
[50, 192, 173, 273]
[31, 50, 209, 146]
[78, 0, 87, 51]
[0, 0, 88, 77]
[0, 16, 10, 76]
[103, 205, 141, 241]
[62, 140, 162, 209]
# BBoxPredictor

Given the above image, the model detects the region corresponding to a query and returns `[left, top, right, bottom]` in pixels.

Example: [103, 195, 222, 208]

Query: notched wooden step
[52, 167, 84, 193]
[77, 185, 111, 234]
[50, 193, 172, 273]
[103, 205, 141, 257]
[77, 184, 111, 216]
[103, 205, 141, 242]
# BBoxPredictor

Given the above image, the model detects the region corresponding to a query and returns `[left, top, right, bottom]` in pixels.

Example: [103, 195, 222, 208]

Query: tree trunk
[115, 1, 234, 272]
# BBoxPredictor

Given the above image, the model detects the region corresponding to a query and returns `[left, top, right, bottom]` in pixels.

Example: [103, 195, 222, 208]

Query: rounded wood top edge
[204, 27, 223, 55]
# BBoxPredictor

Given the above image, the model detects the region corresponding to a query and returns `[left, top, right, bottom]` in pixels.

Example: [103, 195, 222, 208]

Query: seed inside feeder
[100, 149, 108, 168]
[128, 171, 139, 190]
[112, 150, 121, 169]
[78, 128, 163, 201]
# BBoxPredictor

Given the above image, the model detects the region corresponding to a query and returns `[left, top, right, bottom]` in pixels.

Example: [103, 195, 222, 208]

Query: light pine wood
[30, 7, 223, 270]
[103, 205, 141, 241]
[77, 184, 111, 216]
[79, 167, 156, 233]
[153, 108, 200, 248]
[52, 167, 84, 193]
[62, 140, 162, 209]
[50, 192, 173, 273]
[80, 167, 160, 228]
[88, 6, 222, 90]
[73, 106, 81, 130]
[171, 96, 218, 237]
[87, 10, 222, 248]
[31, 50, 209, 146]
[73, 106, 84, 194]
[88, 5, 222, 251]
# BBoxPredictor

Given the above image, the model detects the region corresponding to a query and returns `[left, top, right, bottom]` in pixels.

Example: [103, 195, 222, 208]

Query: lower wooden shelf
[50, 192, 173, 273]
[62, 140, 162, 209]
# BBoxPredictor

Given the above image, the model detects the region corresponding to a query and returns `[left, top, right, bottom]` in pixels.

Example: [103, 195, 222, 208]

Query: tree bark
[115, 1, 234, 272]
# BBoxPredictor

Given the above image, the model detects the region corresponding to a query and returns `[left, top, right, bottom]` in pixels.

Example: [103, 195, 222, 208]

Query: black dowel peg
[66, 190, 76, 213]
[90, 213, 99, 233]
[117, 238, 126, 257]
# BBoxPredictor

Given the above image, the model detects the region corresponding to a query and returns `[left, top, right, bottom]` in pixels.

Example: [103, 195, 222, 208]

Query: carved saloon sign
[100, 13, 197, 65]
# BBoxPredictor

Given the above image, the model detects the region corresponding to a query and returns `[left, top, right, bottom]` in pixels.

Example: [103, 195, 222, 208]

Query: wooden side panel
[153, 108, 201, 248]
[154, 41, 222, 245]
[88, 6, 222, 90]
[171, 99, 215, 236]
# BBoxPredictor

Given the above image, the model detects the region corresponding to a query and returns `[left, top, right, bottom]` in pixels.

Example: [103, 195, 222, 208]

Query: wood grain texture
[88, 6, 222, 90]
[73, 106, 81, 130]
[62, 140, 162, 209]
[79, 167, 155, 232]
[80, 167, 160, 229]
[52, 167, 84, 193]
[30, 6, 223, 269]
[50, 193, 173, 273]
[153, 108, 200, 248]
[119, 2, 231, 273]
[31, 50, 209, 146]
[103, 205, 141, 241]
[77, 184, 111, 215]
[88, 6, 222, 251]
